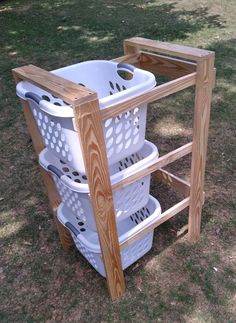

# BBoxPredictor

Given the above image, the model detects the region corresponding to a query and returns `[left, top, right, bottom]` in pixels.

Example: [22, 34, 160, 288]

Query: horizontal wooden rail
[120, 196, 190, 250]
[153, 169, 190, 197]
[12, 64, 96, 105]
[101, 72, 196, 120]
[124, 37, 215, 61]
[112, 142, 193, 191]
[112, 53, 141, 65]
[139, 51, 196, 78]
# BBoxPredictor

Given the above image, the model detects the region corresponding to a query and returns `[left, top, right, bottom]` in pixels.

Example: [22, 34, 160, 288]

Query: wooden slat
[101, 72, 196, 120]
[12, 64, 96, 105]
[139, 51, 196, 78]
[124, 37, 215, 61]
[15, 97, 74, 251]
[153, 169, 190, 197]
[73, 99, 125, 300]
[188, 55, 215, 242]
[112, 53, 141, 65]
[112, 142, 193, 191]
[120, 197, 190, 250]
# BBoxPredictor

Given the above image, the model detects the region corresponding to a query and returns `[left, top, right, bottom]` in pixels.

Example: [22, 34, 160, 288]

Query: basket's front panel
[29, 100, 86, 172]
[74, 238, 106, 277]
[103, 105, 147, 164]
[53, 176, 87, 222]
[121, 231, 153, 270]
[113, 175, 150, 220]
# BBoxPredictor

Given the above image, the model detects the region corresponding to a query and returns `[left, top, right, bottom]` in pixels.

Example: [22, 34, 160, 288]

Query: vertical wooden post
[124, 40, 140, 55]
[73, 99, 125, 300]
[13, 87, 74, 251]
[188, 55, 215, 242]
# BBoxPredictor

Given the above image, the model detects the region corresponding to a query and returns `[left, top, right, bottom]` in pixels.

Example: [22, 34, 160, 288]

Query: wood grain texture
[112, 53, 141, 65]
[13, 65, 96, 105]
[112, 142, 193, 191]
[188, 55, 215, 242]
[101, 72, 196, 120]
[124, 37, 215, 61]
[120, 197, 190, 250]
[73, 99, 125, 300]
[153, 169, 190, 197]
[13, 73, 74, 251]
[139, 51, 196, 78]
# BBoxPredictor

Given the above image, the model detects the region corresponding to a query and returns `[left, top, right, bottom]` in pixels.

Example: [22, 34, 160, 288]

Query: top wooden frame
[124, 37, 215, 61]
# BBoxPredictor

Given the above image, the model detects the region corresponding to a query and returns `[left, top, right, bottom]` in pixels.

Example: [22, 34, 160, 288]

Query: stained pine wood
[13, 64, 96, 105]
[112, 53, 141, 65]
[139, 51, 196, 78]
[153, 169, 190, 197]
[112, 142, 193, 191]
[73, 99, 125, 300]
[101, 72, 196, 120]
[114, 51, 196, 78]
[124, 37, 214, 61]
[188, 56, 215, 242]
[120, 197, 190, 250]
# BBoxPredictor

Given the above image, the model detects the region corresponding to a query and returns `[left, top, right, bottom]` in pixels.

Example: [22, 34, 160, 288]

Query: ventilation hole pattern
[73, 226, 152, 273]
[74, 239, 99, 269]
[32, 107, 74, 164]
[50, 151, 150, 226]
[121, 232, 153, 268]
[41, 93, 70, 106]
[113, 176, 150, 218]
[53, 176, 87, 223]
[103, 105, 146, 159]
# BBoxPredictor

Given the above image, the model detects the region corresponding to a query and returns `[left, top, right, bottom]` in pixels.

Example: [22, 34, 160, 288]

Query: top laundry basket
[16, 60, 156, 173]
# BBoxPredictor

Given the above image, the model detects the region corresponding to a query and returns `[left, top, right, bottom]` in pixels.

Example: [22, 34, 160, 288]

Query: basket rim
[39, 140, 159, 193]
[16, 59, 156, 117]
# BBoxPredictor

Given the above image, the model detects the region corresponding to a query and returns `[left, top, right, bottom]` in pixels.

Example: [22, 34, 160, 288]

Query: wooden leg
[19, 98, 74, 250]
[73, 99, 125, 300]
[188, 56, 215, 242]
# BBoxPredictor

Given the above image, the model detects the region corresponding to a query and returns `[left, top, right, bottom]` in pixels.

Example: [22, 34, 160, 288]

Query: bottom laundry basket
[57, 195, 162, 277]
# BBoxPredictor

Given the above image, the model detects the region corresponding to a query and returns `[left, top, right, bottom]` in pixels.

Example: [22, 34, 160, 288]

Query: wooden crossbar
[120, 197, 190, 250]
[139, 51, 196, 78]
[124, 37, 215, 61]
[153, 169, 190, 197]
[13, 64, 96, 105]
[101, 72, 196, 120]
[112, 142, 192, 191]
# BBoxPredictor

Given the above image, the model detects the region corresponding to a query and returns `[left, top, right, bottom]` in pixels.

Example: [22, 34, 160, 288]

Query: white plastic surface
[57, 195, 162, 277]
[39, 140, 159, 231]
[16, 60, 156, 172]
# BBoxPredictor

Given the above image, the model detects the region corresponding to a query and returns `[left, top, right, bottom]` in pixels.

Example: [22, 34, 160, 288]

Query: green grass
[0, 0, 236, 322]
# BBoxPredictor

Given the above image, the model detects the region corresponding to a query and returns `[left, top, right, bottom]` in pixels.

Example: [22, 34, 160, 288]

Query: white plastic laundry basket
[16, 60, 156, 173]
[57, 195, 162, 277]
[39, 140, 159, 231]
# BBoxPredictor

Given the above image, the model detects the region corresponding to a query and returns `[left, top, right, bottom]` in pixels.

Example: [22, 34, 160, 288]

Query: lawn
[0, 0, 236, 322]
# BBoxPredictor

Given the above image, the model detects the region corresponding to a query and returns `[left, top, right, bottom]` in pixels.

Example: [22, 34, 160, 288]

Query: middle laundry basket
[39, 140, 158, 231]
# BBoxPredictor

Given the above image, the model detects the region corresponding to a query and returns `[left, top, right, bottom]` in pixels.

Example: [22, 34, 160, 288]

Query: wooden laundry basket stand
[12, 37, 215, 300]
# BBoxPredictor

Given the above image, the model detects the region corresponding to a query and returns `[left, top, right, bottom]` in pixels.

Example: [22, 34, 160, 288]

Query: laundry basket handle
[117, 62, 135, 73]
[47, 165, 63, 178]
[65, 221, 80, 237]
[25, 92, 41, 104]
